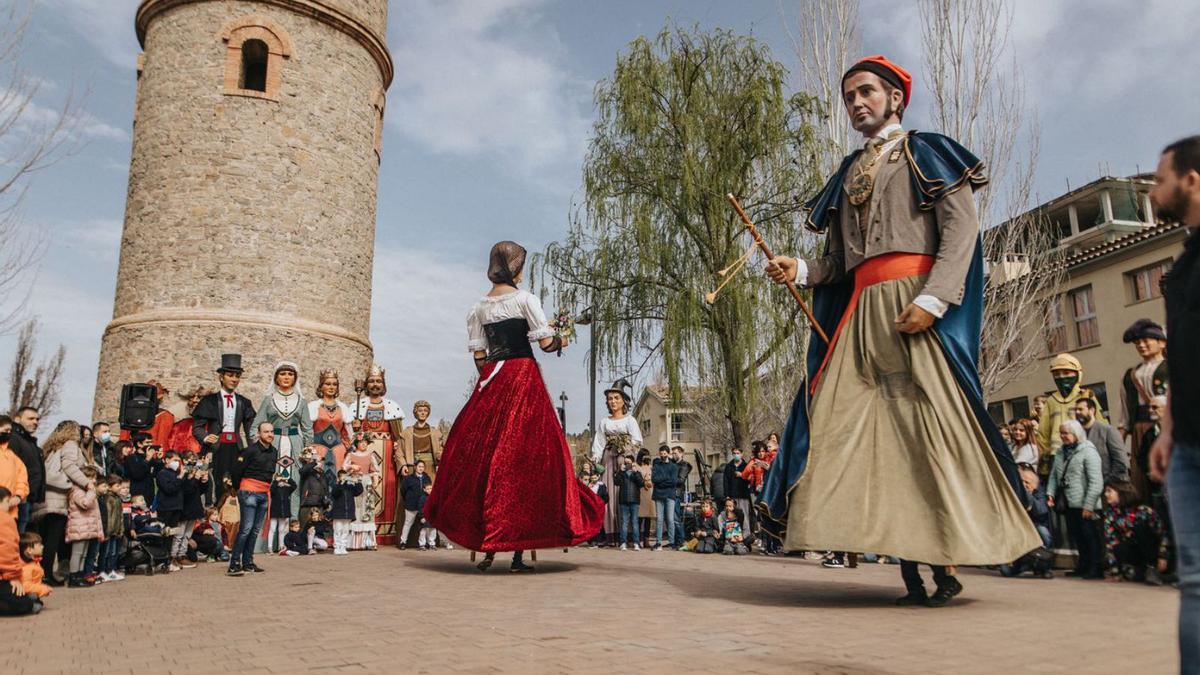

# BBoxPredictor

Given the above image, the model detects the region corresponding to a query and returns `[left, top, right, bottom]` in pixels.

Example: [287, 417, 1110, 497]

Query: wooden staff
[726, 193, 829, 344]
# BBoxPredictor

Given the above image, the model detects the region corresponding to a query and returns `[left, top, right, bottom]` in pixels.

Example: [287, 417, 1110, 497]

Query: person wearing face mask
[1036, 353, 1106, 456]
[0, 417, 28, 519]
[155, 451, 187, 571]
[89, 422, 118, 478]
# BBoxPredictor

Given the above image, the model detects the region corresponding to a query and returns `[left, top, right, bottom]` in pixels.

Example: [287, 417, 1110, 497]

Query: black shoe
[226, 563, 244, 577]
[245, 563, 265, 573]
[895, 590, 928, 606]
[46, 574, 65, 588]
[476, 555, 494, 572]
[399, 543, 407, 550]
[67, 573, 94, 588]
[926, 578, 963, 607]
[509, 561, 535, 573]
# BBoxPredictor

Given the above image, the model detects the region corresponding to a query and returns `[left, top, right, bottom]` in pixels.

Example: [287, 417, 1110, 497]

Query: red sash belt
[218, 432, 239, 444]
[811, 253, 936, 394]
[239, 478, 270, 494]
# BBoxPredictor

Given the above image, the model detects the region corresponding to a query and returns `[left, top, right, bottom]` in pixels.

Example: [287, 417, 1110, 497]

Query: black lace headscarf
[487, 241, 527, 285]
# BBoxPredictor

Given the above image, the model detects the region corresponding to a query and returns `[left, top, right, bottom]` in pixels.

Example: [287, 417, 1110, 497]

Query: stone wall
[95, 0, 389, 423]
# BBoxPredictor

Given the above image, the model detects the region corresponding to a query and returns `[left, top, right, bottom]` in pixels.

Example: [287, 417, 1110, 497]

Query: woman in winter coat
[1047, 419, 1104, 579]
[33, 420, 87, 585]
[635, 449, 655, 547]
[65, 465, 104, 587]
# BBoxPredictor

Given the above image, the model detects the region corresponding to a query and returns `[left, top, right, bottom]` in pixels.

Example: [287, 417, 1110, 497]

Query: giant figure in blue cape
[758, 55, 1039, 605]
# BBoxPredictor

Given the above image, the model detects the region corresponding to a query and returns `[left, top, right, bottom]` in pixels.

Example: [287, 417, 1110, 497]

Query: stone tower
[93, 0, 392, 421]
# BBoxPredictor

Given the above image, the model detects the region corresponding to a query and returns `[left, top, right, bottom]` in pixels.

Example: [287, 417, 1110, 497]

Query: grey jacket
[1085, 421, 1128, 483]
[1047, 440, 1103, 511]
[802, 138, 981, 305]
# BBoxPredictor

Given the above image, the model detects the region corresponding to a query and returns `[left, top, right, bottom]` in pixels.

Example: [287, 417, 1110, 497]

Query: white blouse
[466, 290, 556, 352]
[1012, 443, 1039, 467]
[590, 415, 644, 463]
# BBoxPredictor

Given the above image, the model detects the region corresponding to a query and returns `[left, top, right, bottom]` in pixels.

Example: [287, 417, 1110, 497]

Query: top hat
[217, 353, 244, 374]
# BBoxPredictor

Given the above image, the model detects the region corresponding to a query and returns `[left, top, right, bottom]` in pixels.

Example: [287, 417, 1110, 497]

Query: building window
[1127, 259, 1172, 303]
[987, 402, 1005, 426]
[220, 16, 293, 101]
[641, 419, 650, 434]
[670, 414, 683, 442]
[1070, 285, 1099, 348]
[1007, 397, 1030, 421]
[240, 39, 269, 92]
[1045, 295, 1067, 353]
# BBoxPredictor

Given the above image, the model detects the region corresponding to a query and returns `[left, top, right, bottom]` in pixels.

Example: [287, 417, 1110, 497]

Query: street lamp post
[575, 307, 597, 446]
[558, 391, 568, 429]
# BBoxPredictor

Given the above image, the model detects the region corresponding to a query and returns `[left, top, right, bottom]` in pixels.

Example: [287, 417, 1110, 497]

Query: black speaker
[119, 383, 159, 430]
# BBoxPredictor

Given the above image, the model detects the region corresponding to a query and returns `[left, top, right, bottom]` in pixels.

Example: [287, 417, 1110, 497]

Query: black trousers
[900, 559, 952, 593]
[0, 581, 37, 616]
[1066, 508, 1103, 577]
[192, 533, 222, 559]
[38, 512, 68, 582]
[1114, 521, 1162, 571]
[208, 442, 239, 504]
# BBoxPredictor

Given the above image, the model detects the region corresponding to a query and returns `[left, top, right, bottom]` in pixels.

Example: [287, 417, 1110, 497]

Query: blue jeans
[654, 498, 676, 546]
[673, 497, 686, 546]
[618, 503, 639, 544]
[231, 490, 269, 568]
[101, 538, 122, 574]
[1168, 441, 1200, 672]
[16, 502, 29, 534]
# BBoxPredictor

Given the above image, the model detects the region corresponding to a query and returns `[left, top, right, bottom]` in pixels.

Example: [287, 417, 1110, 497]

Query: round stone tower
[93, 0, 392, 421]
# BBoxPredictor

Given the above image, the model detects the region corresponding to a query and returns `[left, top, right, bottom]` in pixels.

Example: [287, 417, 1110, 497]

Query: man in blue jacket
[650, 445, 678, 551]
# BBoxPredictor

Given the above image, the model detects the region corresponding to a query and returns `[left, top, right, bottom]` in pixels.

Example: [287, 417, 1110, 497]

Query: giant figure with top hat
[761, 55, 1041, 606]
[192, 354, 257, 504]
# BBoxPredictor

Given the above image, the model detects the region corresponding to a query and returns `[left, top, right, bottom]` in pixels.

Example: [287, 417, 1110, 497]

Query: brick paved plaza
[5, 547, 1178, 674]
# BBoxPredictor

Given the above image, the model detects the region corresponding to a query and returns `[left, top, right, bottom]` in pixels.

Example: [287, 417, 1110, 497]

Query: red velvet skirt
[425, 357, 603, 552]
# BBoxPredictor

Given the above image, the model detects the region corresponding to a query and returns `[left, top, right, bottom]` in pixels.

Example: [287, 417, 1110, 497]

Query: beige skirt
[784, 273, 1042, 565]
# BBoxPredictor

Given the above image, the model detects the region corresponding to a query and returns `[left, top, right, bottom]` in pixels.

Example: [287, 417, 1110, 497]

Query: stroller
[122, 532, 173, 575]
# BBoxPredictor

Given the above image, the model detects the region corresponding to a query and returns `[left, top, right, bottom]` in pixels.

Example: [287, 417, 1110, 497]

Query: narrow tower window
[240, 39, 269, 92]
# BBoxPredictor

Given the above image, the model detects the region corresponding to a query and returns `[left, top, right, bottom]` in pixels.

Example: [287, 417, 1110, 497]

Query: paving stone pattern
[4, 547, 1178, 674]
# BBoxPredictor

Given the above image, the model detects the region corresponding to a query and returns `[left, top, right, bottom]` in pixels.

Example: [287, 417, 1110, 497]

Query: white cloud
[386, 0, 591, 189]
[40, 0, 138, 68]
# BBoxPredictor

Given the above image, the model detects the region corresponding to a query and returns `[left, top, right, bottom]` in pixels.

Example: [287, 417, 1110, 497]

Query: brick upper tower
[94, 0, 391, 420]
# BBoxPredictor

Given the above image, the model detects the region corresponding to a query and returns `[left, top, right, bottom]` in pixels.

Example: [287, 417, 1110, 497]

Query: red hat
[842, 55, 912, 108]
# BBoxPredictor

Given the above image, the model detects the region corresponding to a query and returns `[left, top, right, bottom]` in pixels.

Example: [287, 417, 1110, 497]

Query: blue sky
[3, 0, 1198, 436]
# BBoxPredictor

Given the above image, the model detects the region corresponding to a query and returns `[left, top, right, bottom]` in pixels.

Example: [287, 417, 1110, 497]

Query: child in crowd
[344, 435, 381, 550]
[65, 465, 104, 587]
[307, 510, 331, 553]
[191, 508, 226, 562]
[329, 470, 362, 555]
[418, 483, 437, 551]
[282, 520, 309, 556]
[585, 473, 608, 548]
[98, 476, 126, 582]
[155, 451, 188, 572]
[692, 498, 719, 554]
[179, 453, 207, 566]
[718, 498, 748, 555]
[217, 488, 240, 549]
[268, 472, 297, 554]
[1103, 480, 1170, 585]
[399, 461, 431, 550]
[298, 449, 329, 533]
[19, 532, 51, 598]
[0, 487, 42, 615]
[130, 496, 165, 536]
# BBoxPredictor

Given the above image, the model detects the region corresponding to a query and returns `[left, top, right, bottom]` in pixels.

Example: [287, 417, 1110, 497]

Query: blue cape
[757, 132, 1025, 543]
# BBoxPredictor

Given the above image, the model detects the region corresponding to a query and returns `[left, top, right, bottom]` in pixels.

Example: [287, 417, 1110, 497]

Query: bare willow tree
[781, 0, 861, 176]
[0, 0, 80, 328]
[534, 26, 823, 452]
[920, 0, 1063, 394]
[7, 317, 66, 416]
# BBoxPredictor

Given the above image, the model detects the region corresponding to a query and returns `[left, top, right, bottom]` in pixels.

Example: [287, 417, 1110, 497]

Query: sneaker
[167, 562, 181, 572]
[1145, 568, 1165, 586]
[445, 544, 454, 550]
[652, 544, 663, 552]
[476, 555, 494, 572]
[226, 564, 244, 577]
[334, 549, 348, 556]
[178, 558, 197, 569]
[113, 571, 126, 581]
[895, 590, 929, 607]
[245, 563, 266, 573]
[509, 561, 535, 573]
[619, 544, 628, 551]
[633, 543, 641, 551]
[821, 558, 845, 569]
[926, 578, 964, 608]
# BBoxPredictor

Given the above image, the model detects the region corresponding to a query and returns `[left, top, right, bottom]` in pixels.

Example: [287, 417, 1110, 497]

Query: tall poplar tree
[535, 26, 822, 450]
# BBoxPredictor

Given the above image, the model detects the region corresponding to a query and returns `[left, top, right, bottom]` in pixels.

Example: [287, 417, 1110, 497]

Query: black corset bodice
[483, 318, 534, 362]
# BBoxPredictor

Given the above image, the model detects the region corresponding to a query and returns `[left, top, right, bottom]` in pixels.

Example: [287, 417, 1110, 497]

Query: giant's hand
[895, 303, 935, 334]
[765, 256, 798, 285]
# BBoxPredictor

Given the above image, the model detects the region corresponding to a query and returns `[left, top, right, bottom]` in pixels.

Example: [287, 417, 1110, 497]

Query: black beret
[1123, 318, 1166, 343]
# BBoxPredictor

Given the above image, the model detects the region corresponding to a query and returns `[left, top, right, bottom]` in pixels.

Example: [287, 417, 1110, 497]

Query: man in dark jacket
[398, 461, 432, 549]
[155, 451, 186, 569]
[298, 452, 329, 533]
[192, 354, 256, 505]
[227, 423, 277, 577]
[615, 455, 645, 550]
[670, 446, 692, 548]
[11, 407, 43, 534]
[1000, 467, 1053, 577]
[651, 446, 677, 550]
[91, 422, 120, 479]
[123, 435, 159, 506]
[723, 447, 752, 536]
[1076, 399, 1129, 484]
